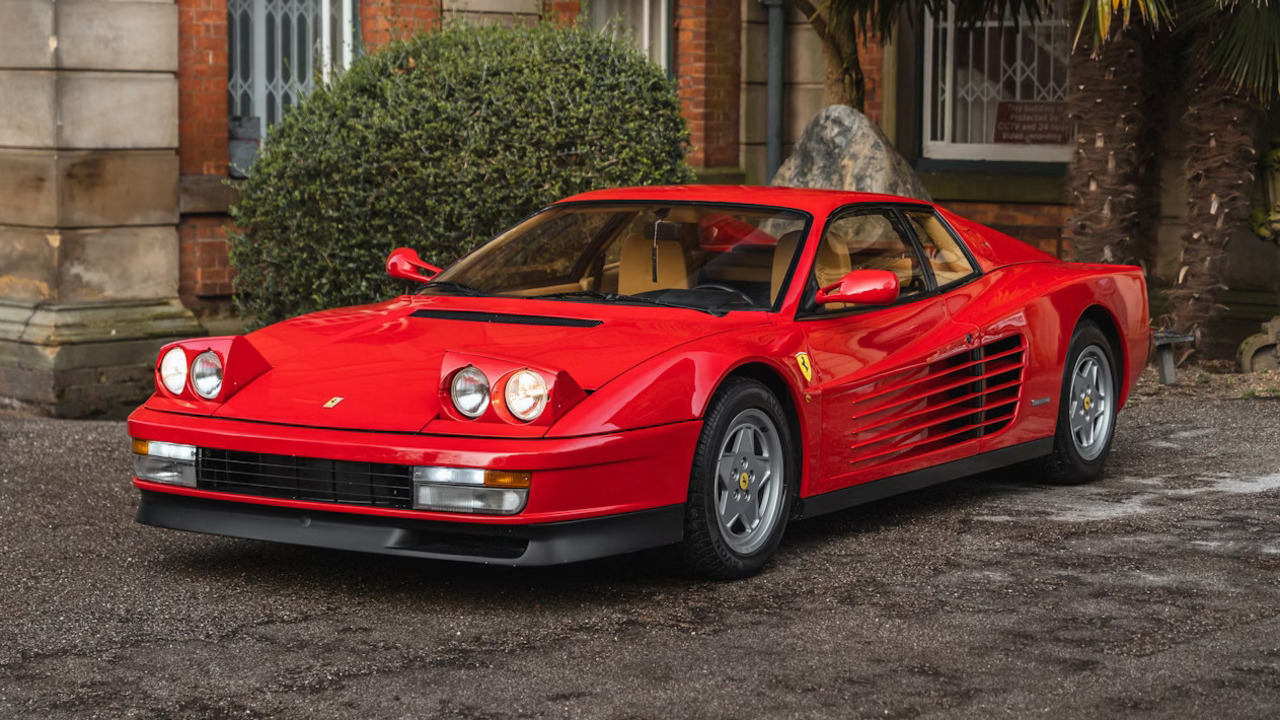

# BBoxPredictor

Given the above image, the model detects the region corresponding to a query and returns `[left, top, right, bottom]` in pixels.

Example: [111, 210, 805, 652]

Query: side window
[813, 210, 927, 308]
[902, 210, 978, 288]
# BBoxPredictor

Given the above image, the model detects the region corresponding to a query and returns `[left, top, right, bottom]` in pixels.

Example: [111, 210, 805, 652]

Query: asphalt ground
[2, 373, 1279, 719]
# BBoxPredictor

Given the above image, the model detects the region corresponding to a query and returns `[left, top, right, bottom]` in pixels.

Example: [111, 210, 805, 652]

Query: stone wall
[0, 0, 203, 416]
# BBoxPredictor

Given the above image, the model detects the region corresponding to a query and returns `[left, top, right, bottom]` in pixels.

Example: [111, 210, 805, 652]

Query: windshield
[428, 202, 810, 312]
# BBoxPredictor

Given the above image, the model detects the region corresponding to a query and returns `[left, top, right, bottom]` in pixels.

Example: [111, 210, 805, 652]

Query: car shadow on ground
[146, 467, 1044, 601]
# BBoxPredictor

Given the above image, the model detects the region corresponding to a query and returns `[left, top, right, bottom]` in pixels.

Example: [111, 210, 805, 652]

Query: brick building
[2, 0, 1277, 414]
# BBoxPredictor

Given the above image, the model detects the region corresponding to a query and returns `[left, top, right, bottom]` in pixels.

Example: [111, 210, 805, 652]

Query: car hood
[212, 295, 764, 433]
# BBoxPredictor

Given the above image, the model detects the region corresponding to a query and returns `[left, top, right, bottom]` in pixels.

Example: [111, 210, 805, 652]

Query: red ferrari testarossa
[129, 186, 1149, 578]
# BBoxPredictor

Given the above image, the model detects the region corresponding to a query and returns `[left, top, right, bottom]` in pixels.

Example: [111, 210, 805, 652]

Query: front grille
[198, 449, 414, 508]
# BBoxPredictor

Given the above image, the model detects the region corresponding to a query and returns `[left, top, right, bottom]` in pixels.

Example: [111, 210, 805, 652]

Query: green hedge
[229, 23, 695, 327]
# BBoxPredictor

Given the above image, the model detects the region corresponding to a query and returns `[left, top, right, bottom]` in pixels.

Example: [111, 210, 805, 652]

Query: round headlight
[190, 351, 224, 400]
[450, 366, 490, 418]
[504, 369, 548, 422]
[159, 348, 187, 395]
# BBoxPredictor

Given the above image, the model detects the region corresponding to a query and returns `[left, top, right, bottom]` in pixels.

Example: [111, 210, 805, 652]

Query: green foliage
[229, 23, 694, 327]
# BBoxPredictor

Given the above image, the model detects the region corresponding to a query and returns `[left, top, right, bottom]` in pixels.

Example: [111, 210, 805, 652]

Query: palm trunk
[820, 27, 864, 111]
[1063, 0, 1164, 267]
[789, 0, 864, 112]
[1167, 29, 1262, 353]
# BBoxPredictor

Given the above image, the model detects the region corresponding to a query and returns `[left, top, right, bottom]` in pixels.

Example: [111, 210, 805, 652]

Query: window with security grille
[591, 0, 671, 70]
[922, 3, 1072, 162]
[227, 0, 355, 132]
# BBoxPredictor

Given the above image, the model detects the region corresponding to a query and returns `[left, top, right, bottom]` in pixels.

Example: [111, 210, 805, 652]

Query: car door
[799, 206, 983, 495]
[901, 207, 1045, 452]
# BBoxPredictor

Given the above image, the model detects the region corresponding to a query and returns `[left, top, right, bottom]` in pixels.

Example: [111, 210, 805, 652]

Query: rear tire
[682, 378, 794, 579]
[1040, 321, 1118, 485]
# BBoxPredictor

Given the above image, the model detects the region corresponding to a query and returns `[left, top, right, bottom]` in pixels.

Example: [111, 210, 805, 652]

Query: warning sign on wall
[993, 102, 1071, 145]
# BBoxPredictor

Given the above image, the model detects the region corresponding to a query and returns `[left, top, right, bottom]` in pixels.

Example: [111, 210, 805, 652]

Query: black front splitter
[136, 490, 686, 566]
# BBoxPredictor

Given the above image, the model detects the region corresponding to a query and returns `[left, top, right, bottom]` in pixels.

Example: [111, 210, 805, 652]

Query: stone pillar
[0, 0, 203, 416]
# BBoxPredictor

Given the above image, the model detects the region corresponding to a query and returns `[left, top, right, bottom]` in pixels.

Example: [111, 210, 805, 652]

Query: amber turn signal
[484, 470, 532, 489]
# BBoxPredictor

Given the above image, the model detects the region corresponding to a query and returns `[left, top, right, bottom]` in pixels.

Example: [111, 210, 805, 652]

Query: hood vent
[410, 309, 602, 328]
[846, 334, 1026, 467]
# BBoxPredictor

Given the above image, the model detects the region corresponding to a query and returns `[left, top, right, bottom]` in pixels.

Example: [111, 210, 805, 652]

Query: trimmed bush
[229, 22, 695, 327]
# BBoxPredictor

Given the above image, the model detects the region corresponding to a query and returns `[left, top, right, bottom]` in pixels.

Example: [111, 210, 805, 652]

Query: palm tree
[1062, 0, 1167, 269]
[1084, 0, 1278, 352]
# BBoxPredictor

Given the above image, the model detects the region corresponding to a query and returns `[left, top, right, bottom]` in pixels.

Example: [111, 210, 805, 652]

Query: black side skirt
[137, 491, 685, 566]
[795, 438, 1054, 519]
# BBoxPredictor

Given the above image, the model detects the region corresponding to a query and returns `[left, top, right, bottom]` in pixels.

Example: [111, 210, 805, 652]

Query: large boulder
[771, 105, 931, 201]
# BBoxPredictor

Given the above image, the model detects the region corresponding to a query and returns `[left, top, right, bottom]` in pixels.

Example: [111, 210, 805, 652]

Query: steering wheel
[693, 283, 756, 306]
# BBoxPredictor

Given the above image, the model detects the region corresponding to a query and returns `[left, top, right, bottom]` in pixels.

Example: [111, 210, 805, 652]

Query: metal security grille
[923, 3, 1071, 162]
[227, 0, 354, 129]
[198, 449, 414, 508]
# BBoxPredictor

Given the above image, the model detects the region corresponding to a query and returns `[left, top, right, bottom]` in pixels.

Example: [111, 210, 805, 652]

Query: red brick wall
[178, 0, 228, 176]
[178, 0, 232, 301]
[941, 201, 1072, 257]
[361, 0, 443, 49]
[858, 36, 883, 127]
[677, 0, 741, 168]
[544, 0, 581, 25]
[179, 217, 234, 301]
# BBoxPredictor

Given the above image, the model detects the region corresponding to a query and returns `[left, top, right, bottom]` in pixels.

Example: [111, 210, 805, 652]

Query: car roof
[557, 185, 1060, 271]
[558, 185, 936, 216]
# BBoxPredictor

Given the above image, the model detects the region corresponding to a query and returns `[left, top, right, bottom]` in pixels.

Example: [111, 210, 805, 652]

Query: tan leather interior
[770, 230, 802, 302]
[813, 233, 853, 289]
[618, 233, 691, 295]
[907, 212, 975, 285]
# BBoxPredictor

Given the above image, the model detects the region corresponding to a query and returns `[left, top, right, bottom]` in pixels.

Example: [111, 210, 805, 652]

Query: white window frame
[590, 0, 671, 71]
[922, 3, 1072, 163]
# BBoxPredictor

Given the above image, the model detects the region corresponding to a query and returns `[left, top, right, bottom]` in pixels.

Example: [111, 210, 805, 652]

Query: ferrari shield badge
[795, 352, 813, 383]
[323, 396, 344, 409]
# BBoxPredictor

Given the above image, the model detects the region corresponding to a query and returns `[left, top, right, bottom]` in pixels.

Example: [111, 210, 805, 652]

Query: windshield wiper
[418, 280, 488, 296]
[528, 290, 721, 315]
[529, 290, 616, 301]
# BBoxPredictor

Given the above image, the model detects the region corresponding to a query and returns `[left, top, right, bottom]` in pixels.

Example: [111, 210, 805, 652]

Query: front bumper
[137, 490, 685, 565]
[129, 406, 700, 522]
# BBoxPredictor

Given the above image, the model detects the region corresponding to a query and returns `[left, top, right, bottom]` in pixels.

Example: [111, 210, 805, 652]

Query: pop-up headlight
[159, 348, 188, 395]
[504, 369, 548, 422]
[450, 366, 490, 418]
[131, 439, 197, 487]
[412, 466, 530, 514]
[190, 351, 224, 400]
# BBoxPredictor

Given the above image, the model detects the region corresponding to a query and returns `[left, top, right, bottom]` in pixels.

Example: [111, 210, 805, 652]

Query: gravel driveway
[2, 372, 1278, 719]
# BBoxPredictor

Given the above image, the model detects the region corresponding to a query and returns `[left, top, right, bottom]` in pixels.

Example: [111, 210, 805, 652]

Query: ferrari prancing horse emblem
[323, 396, 344, 408]
[795, 352, 813, 383]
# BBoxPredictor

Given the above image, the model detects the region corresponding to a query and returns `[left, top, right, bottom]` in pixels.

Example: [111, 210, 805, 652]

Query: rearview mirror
[815, 270, 899, 306]
[386, 247, 441, 283]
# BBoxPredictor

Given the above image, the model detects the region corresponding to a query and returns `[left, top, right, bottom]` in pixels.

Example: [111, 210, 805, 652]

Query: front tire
[682, 378, 794, 579]
[1041, 321, 1119, 485]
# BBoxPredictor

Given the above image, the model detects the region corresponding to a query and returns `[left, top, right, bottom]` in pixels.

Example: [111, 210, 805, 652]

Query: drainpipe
[758, 0, 785, 181]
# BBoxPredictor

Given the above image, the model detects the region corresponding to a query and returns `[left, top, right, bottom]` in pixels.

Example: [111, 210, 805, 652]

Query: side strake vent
[846, 335, 1025, 467]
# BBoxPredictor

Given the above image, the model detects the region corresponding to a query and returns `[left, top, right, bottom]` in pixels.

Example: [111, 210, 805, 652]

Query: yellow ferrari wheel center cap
[738, 472, 750, 491]
[1083, 396, 1092, 411]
